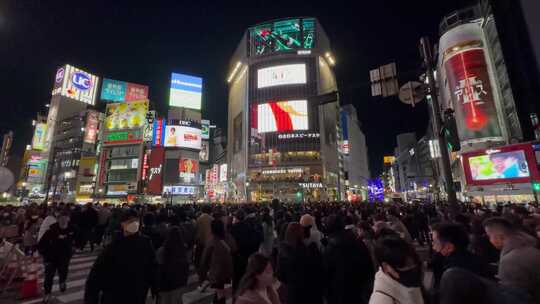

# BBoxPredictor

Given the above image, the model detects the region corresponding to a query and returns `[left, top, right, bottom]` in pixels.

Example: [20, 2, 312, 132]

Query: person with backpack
[199, 219, 234, 304]
[156, 226, 190, 304]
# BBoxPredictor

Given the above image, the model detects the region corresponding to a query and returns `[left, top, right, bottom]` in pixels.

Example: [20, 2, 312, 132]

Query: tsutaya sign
[299, 182, 323, 188]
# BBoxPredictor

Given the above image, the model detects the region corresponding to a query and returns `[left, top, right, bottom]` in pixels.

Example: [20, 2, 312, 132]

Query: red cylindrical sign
[444, 48, 502, 145]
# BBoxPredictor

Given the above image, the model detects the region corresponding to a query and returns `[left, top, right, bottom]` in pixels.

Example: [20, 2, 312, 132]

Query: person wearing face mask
[236, 253, 280, 304]
[431, 223, 491, 291]
[37, 211, 76, 303]
[84, 209, 158, 304]
[369, 237, 424, 304]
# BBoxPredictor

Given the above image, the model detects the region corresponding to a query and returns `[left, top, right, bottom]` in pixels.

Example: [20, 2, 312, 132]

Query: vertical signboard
[201, 119, 210, 139]
[147, 147, 164, 194]
[443, 48, 503, 145]
[31, 123, 47, 151]
[84, 111, 99, 144]
[152, 119, 166, 147]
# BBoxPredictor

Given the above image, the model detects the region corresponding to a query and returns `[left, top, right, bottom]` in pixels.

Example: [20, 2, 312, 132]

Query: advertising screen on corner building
[257, 100, 308, 133]
[169, 73, 203, 110]
[258, 64, 306, 88]
[52, 64, 99, 105]
[163, 125, 202, 150]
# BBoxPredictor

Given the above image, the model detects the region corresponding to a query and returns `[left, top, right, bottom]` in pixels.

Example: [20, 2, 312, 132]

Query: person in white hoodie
[369, 237, 424, 304]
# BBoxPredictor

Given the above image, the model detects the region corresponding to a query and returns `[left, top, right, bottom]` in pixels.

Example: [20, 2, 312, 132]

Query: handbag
[182, 282, 216, 304]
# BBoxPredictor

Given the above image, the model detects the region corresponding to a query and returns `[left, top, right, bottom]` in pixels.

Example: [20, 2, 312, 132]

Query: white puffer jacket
[369, 268, 424, 304]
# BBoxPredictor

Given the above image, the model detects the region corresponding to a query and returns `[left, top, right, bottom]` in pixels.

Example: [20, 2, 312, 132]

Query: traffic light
[442, 112, 461, 152]
[533, 182, 540, 192]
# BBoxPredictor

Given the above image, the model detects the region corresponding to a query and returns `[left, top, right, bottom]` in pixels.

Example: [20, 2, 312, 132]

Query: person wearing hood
[484, 217, 540, 303]
[84, 209, 158, 304]
[369, 237, 424, 304]
[299, 214, 322, 250]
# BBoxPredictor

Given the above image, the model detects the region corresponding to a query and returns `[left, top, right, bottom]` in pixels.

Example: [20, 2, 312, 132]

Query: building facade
[227, 17, 341, 202]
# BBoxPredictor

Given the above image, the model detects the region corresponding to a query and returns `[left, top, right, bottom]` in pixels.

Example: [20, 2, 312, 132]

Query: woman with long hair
[236, 253, 280, 304]
[157, 226, 190, 304]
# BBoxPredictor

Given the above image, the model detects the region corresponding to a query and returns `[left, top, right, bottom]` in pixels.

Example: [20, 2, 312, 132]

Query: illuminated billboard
[84, 111, 99, 144]
[164, 125, 202, 150]
[257, 100, 308, 133]
[152, 119, 166, 147]
[250, 18, 316, 56]
[31, 123, 47, 151]
[443, 48, 503, 145]
[104, 100, 148, 130]
[257, 64, 306, 88]
[179, 158, 199, 179]
[169, 73, 203, 110]
[100, 78, 149, 102]
[52, 65, 99, 105]
[462, 144, 540, 186]
[219, 164, 227, 182]
[200, 141, 209, 162]
[201, 119, 210, 139]
[147, 147, 164, 195]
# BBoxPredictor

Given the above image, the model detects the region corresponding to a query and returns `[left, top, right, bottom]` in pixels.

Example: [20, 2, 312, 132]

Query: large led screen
[257, 64, 306, 89]
[250, 18, 316, 56]
[257, 100, 308, 133]
[31, 123, 47, 151]
[169, 73, 203, 110]
[469, 150, 530, 181]
[164, 125, 202, 150]
[104, 100, 148, 130]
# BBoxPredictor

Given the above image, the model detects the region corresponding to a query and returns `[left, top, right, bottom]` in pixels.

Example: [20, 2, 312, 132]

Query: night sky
[1, 0, 475, 176]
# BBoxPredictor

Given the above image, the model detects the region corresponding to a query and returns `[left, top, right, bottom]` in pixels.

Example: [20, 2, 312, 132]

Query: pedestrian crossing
[11, 250, 227, 304]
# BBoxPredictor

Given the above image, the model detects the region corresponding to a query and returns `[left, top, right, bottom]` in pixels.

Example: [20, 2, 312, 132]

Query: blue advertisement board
[169, 73, 203, 110]
[101, 78, 127, 102]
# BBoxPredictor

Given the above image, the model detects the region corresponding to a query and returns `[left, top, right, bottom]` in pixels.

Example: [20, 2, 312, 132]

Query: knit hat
[300, 214, 314, 227]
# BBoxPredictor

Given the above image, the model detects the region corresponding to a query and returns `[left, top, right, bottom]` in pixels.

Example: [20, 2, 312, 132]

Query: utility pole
[419, 37, 458, 211]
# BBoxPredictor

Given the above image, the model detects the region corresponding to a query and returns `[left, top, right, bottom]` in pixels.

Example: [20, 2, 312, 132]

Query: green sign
[106, 130, 142, 143]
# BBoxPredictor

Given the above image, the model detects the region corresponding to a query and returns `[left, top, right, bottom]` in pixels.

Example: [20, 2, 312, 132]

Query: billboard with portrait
[51, 64, 99, 105]
[169, 73, 203, 110]
[31, 123, 47, 151]
[462, 144, 540, 185]
[104, 100, 148, 130]
[257, 64, 307, 88]
[100, 78, 149, 102]
[84, 111, 99, 144]
[257, 100, 308, 133]
[200, 140, 209, 162]
[164, 125, 202, 150]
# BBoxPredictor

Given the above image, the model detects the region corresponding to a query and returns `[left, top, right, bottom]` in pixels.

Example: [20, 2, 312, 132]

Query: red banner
[444, 48, 502, 144]
[125, 83, 149, 101]
[147, 147, 164, 195]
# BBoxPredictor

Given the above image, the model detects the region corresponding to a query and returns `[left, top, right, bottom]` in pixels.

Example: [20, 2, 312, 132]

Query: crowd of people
[0, 199, 540, 304]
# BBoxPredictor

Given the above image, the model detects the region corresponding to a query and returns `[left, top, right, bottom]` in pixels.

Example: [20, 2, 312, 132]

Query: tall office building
[226, 17, 341, 202]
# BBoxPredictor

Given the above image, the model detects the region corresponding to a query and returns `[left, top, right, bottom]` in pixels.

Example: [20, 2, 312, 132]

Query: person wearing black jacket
[230, 210, 263, 294]
[156, 226, 190, 304]
[431, 223, 492, 289]
[325, 215, 374, 304]
[37, 212, 75, 303]
[84, 209, 158, 304]
[78, 203, 98, 252]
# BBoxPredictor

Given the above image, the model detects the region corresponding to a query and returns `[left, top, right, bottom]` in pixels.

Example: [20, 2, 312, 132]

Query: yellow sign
[383, 156, 395, 164]
[105, 99, 148, 130]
